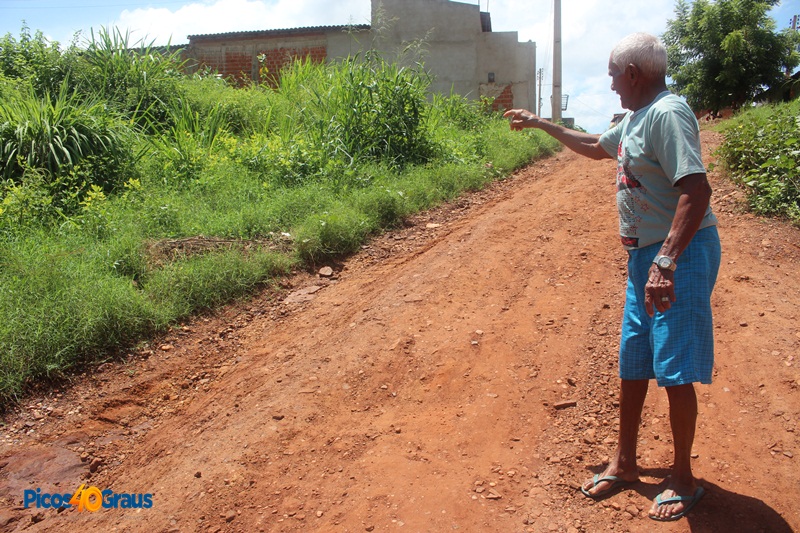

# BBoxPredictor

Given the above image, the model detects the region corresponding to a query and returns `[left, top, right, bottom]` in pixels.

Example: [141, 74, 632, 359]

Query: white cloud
[114, 0, 371, 45]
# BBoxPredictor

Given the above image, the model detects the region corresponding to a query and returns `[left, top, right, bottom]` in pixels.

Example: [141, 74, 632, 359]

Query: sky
[1, 0, 798, 133]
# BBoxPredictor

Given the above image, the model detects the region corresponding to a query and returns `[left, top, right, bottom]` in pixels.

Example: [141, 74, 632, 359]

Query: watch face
[657, 257, 674, 270]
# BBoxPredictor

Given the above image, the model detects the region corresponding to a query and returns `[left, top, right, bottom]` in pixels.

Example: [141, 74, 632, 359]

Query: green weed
[0, 30, 560, 406]
[716, 100, 800, 221]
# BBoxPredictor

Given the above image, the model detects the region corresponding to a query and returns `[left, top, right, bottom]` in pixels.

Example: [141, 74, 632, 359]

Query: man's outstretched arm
[503, 109, 613, 161]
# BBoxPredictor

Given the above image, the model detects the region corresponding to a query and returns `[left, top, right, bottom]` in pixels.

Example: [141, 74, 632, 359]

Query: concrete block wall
[373, 0, 481, 44]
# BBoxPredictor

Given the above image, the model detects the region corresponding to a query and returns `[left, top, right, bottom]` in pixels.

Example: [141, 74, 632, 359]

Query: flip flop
[580, 474, 635, 500]
[649, 486, 706, 522]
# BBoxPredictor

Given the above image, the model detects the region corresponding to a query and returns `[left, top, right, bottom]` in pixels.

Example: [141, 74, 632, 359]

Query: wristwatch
[653, 255, 677, 271]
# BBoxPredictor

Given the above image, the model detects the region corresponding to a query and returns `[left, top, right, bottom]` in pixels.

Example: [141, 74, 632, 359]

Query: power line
[571, 96, 613, 119]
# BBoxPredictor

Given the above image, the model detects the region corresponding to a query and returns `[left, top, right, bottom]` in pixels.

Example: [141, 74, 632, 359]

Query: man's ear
[627, 64, 640, 84]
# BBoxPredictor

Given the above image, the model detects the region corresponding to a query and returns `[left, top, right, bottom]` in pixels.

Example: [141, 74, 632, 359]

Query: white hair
[610, 32, 668, 79]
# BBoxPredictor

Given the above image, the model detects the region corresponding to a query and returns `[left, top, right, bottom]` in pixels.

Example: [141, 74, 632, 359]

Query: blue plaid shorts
[619, 226, 721, 386]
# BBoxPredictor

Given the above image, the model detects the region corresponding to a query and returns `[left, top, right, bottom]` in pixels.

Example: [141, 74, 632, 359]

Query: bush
[0, 80, 135, 221]
[0, 25, 78, 96]
[716, 101, 800, 221]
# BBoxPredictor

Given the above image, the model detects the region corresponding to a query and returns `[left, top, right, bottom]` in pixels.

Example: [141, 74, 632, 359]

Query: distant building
[183, 0, 537, 111]
[610, 113, 626, 128]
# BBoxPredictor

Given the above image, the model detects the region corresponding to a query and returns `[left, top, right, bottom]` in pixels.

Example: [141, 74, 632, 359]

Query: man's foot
[580, 467, 639, 499]
[649, 485, 705, 521]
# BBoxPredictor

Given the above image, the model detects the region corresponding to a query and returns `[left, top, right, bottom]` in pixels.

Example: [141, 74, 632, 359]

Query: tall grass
[76, 27, 186, 128]
[0, 79, 135, 227]
[0, 79, 131, 183]
[0, 31, 560, 406]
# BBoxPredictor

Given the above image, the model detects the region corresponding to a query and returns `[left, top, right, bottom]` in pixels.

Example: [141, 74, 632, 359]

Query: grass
[0, 29, 561, 406]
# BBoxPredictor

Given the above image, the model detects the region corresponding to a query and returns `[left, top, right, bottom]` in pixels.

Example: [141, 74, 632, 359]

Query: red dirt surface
[1, 131, 799, 533]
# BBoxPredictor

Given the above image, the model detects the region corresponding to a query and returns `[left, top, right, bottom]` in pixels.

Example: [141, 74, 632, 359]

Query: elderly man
[504, 32, 720, 522]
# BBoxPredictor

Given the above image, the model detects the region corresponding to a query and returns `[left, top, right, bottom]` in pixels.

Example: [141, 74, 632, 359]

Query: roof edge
[188, 24, 370, 42]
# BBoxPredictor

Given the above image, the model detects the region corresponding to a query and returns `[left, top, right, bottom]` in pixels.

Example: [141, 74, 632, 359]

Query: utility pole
[789, 15, 799, 75]
[552, 0, 562, 123]
[537, 68, 544, 117]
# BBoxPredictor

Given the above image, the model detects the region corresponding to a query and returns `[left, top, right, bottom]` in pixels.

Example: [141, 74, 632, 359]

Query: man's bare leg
[582, 378, 648, 496]
[649, 383, 700, 519]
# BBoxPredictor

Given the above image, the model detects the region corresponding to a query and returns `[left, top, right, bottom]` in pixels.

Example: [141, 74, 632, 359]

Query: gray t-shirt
[599, 91, 718, 249]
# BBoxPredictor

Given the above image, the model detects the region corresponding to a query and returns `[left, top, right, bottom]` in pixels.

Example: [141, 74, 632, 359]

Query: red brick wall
[258, 45, 327, 87]
[224, 50, 254, 83]
[188, 48, 253, 83]
[186, 35, 328, 85]
[491, 83, 514, 112]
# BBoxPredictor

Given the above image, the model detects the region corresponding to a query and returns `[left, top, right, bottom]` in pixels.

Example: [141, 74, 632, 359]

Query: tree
[663, 0, 800, 113]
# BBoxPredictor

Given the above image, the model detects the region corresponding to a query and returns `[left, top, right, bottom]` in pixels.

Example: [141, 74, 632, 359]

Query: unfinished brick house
[184, 0, 537, 111]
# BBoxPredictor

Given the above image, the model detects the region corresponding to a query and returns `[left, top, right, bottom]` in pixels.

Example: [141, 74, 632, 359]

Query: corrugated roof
[188, 24, 370, 41]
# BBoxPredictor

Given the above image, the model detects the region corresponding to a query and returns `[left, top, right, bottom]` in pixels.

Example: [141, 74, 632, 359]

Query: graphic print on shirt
[616, 143, 648, 248]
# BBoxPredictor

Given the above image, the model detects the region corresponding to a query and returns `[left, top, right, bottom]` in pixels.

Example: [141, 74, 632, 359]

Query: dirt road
[2, 131, 799, 533]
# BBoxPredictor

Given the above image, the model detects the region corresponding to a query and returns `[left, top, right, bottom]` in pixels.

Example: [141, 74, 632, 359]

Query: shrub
[0, 25, 78, 96]
[0, 80, 135, 219]
[717, 101, 800, 221]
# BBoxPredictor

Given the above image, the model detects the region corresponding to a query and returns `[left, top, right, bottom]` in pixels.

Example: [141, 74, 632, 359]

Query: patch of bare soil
[2, 131, 799, 533]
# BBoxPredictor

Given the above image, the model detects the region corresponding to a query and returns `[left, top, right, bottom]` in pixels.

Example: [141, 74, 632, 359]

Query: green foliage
[0, 169, 55, 230]
[716, 100, 800, 220]
[145, 97, 229, 185]
[484, 120, 560, 174]
[0, 80, 135, 221]
[179, 77, 275, 135]
[0, 234, 294, 402]
[286, 53, 435, 168]
[74, 27, 186, 128]
[0, 237, 162, 401]
[145, 248, 295, 319]
[430, 91, 493, 131]
[0, 34, 561, 406]
[663, 0, 800, 112]
[0, 80, 131, 181]
[295, 202, 373, 261]
[0, 24, 78, 96]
